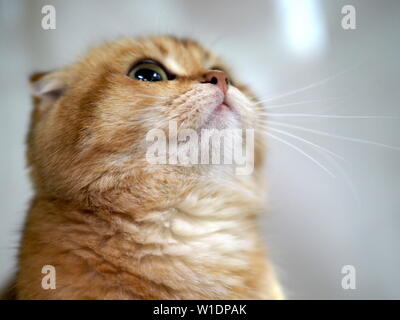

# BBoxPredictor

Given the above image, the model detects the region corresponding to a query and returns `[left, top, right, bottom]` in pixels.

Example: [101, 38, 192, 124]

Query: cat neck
[105, 176, 264, 298]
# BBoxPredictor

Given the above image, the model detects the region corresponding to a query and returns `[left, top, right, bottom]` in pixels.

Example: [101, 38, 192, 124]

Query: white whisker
[260, 113, 400, 120]
[253, 97, 343, 109]
[269, 127, 360, 204]
[265, 131, 336, 178]
[268, 127, 344, 161]
[252, 62, 364, 105]
[320, 152, 361, 206]
[261, 120, 400, 151]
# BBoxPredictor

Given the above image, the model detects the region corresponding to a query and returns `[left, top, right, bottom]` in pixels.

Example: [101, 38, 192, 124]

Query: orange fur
[14, 36, 283, 299]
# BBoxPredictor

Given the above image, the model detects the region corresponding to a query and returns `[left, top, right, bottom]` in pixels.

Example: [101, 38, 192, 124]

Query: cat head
[27, 36, 266, 211]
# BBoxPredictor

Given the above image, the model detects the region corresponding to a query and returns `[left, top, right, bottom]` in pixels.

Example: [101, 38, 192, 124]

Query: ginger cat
[13, 36, 283, 299]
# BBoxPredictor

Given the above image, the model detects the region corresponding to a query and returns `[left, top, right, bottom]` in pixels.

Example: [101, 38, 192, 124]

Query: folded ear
[29, 71, 66, 110]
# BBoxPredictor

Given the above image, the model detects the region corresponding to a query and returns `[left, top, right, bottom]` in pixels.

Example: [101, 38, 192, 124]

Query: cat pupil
[135, 69, 162, 82]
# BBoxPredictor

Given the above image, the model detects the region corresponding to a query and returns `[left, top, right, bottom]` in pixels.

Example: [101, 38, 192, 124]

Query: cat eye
[128, 60, 169, 82]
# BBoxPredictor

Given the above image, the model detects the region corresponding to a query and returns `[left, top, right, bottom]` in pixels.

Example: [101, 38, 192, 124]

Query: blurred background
[0, 0, 399, 299]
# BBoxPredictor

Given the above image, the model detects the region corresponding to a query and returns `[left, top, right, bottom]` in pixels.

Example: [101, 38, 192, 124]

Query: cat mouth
[200, 100, 238, 130]
[212, 99, 235, 116]
[215, 103, 230, 112]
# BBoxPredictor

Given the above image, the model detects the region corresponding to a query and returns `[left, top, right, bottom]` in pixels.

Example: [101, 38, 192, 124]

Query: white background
[0, 0, 399, 299]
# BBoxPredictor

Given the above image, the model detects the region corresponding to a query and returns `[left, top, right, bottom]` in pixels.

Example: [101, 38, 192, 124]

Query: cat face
[28, 36, 265, 209]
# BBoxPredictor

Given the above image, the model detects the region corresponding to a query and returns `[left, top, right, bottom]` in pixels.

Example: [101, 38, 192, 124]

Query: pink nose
[202, 71, 229, 95]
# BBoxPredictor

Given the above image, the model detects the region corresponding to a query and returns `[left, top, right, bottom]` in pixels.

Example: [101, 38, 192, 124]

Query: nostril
[201, 71, 228, 94]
